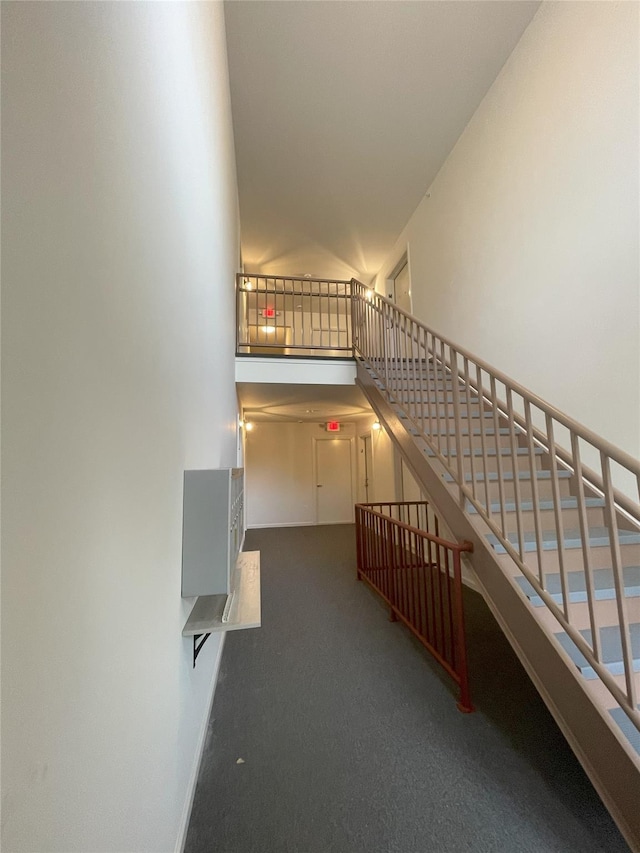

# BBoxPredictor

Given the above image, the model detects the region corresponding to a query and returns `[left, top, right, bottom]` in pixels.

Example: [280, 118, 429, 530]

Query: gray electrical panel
[181, 468, 244, 598]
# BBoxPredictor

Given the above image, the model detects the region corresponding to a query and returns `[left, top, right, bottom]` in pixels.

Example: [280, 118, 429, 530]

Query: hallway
[185, 525, 628, 853]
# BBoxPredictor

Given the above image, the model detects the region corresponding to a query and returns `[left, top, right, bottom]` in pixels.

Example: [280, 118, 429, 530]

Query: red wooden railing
[355, 501, 474, 712]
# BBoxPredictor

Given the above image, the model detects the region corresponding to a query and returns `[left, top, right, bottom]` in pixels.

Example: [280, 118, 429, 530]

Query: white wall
[1, 4, 239, 852]
[399, 458, 424, 504]
[246, 422, 357, 526]
[355, 418, 398, 504]
[375, 2, 639, 476]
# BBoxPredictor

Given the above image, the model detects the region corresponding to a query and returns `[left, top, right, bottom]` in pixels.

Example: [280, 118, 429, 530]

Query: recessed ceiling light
[304, 409, 319, 413]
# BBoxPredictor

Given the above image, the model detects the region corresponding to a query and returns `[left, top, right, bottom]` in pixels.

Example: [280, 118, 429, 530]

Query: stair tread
[427, 427, 513, 436]
[555, 624, 640, 679]
[397, 398, 482, 404]
[487, 526, 640, 554]
[390, 392, 480, 400]
[468, 497, 605, 514]
[609, 706, 640, 755]
[433, 430, 519, 437]
[380, 374, 457, 383]
[515, 566, 640, 607]
[444, 469, 572, 483]
[393, 381, 459, 388]
[401, 410, 495, 420]
[426, 446, 542, 458]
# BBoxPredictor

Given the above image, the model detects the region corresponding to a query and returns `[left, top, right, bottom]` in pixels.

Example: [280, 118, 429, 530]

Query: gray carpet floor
[184, 524, 629, 853]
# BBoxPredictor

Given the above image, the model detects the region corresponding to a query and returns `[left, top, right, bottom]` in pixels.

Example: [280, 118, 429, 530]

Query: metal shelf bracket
[192, 633, 211, 667]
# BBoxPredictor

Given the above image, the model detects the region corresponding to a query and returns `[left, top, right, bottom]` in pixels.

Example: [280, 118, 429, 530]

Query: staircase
[351, 280, 640, 851]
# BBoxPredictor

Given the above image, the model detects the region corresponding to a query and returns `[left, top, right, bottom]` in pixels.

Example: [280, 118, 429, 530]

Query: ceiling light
[366, 289, 374, 301]
[263, 325, 276, 333]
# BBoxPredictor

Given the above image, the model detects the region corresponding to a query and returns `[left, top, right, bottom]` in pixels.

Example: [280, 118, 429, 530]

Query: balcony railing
[236, 274, 353, 357]
[355, 500, 474, 712]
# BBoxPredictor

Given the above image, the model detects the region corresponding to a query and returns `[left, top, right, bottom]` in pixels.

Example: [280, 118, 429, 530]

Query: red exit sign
[326, 421, 340, 432]
[262, 307, 276, 318]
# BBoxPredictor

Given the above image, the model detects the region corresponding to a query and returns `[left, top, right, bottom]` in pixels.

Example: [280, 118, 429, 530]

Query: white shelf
[182, 551, 261, 636]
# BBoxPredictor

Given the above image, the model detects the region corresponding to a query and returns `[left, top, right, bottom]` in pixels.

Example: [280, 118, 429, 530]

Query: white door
[315, 439, 354, 523]
[393, 262, 412, 314]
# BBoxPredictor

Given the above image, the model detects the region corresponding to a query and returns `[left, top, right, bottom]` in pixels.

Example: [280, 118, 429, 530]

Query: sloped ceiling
[225, 0, 540, 282]
[237, 382, 372, 423]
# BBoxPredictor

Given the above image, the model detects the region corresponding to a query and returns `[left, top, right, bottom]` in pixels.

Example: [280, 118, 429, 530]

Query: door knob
[316, 484, 323, 487]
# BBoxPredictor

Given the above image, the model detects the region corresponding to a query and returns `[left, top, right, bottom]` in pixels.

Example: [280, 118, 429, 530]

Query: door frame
[359, 432, 374, 503]
[385, 248, 412, 313]
[312, 436, 357, 524]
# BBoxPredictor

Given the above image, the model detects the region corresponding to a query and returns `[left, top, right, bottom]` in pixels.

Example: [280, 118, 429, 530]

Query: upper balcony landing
[236, 273, 358, 386]
[236, 355, 356, 387]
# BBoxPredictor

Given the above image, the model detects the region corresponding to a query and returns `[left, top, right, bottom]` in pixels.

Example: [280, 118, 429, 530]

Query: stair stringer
[357, 363, 640, 853]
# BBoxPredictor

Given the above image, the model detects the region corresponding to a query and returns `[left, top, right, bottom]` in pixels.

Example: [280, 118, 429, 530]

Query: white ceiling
[225, 0, 540, 282]
[237, 382, 373, 423]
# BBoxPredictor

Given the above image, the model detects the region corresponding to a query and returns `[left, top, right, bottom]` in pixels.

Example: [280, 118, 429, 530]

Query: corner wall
[355, 417, 398, 504]
[1, 3, 239, 851]
[375, 1, 639, 468]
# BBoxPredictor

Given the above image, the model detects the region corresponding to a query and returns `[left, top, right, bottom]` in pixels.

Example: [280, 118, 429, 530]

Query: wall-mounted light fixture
[366, 289, 374, 301]
[239, 419, 254, 431]
[244, 279, 253, 290]
[372, 421, 381, 431]
[262, 325, 276, 334]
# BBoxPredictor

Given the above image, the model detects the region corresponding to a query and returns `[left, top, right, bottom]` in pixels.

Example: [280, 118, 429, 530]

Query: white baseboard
[461, 556, 480, 591]
[247, 521, 355, 529]
[247, 521, 317, 529]
[175, 632, 227, 853]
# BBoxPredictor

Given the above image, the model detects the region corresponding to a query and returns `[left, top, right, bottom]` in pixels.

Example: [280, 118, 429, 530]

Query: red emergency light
[326, 421, 340, 432]
[262, 307, 276, 318]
